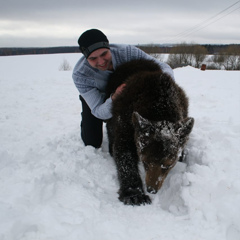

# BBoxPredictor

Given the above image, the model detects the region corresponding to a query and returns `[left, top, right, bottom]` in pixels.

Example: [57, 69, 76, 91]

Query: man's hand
[111, 83, 126, 101]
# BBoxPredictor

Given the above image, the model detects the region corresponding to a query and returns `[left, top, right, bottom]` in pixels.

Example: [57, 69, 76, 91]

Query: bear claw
[119, 188, 152, 206]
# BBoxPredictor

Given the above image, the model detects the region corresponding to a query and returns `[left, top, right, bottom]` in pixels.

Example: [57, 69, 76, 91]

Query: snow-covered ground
[0, 53, 240, 240]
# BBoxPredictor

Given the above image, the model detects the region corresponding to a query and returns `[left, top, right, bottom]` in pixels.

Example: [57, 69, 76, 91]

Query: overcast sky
[0, 0, 240, 48]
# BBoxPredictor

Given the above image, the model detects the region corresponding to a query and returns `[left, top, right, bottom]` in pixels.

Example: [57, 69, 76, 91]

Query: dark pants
[79, 95, 103, 148]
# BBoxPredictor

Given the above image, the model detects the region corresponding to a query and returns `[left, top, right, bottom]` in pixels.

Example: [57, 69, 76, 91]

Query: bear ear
[132, 112, 151, 129]
[176, 117, 194, 138]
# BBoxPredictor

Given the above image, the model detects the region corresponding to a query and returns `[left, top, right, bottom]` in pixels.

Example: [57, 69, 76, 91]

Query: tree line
[0, 47, 79, 56]
[1, 44, 240, 70]
[141, 43, 240, 70]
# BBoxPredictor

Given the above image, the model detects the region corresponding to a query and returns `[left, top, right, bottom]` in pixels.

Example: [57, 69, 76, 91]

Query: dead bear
[106, 59, 194, 206]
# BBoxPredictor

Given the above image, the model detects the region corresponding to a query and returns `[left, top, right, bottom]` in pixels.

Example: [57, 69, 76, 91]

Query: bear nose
[147, 186, 157, 194]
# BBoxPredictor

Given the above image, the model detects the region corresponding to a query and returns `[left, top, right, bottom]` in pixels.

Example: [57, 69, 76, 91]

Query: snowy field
[0, 53, 240, 240]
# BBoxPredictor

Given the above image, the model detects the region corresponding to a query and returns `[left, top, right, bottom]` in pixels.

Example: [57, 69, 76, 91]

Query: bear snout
[147, 186, 158, 194]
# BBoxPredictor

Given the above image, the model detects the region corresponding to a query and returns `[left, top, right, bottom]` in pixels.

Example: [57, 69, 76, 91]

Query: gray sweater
[72, 44, 174, 120]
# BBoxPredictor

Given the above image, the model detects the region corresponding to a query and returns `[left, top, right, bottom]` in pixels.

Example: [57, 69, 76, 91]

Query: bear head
[132, 112, 194, 194]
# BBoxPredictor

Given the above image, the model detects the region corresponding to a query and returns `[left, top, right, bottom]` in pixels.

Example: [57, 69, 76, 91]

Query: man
[72, 29, 174, 148]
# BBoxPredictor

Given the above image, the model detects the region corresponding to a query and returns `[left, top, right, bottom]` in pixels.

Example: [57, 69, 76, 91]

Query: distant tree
[1, 49, 12, 56]
[222, 45, 240, 70]
[138, 44, 162, 54]
[59, 59, 72, 71]
[167, 43, 208, 68]
[171, 42, 194, 65]
[208, 54, 225, 69]
[167, 42, 195, 67]
[167, 53, 183, 68]
[149, 53, 164, 62]
[192, 45, 208, 68]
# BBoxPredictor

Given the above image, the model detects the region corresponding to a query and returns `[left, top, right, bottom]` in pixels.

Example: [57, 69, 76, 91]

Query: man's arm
[81, 88, 113, 120]
[72, 72, 113, 120]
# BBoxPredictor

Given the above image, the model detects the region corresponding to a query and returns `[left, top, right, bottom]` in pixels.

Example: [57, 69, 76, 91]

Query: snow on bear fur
[106, 59, 194, 205]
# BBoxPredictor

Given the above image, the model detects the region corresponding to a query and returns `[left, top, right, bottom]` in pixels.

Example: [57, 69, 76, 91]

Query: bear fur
[106, 59, 194, 206]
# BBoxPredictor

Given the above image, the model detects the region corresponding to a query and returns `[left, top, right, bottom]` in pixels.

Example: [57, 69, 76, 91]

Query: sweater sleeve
[112, 44, 174, 80]
[72, 71, 113, 120]
[81, 88, 113, 120]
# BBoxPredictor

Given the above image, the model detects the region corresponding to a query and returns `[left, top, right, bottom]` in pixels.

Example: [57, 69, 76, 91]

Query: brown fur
[106, 59, 194, 205]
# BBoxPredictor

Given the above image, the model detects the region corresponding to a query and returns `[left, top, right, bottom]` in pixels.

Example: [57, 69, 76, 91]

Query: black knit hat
[78, 29, 110, 58]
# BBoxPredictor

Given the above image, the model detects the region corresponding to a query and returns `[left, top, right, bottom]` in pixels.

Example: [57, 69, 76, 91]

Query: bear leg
[113, 137, 151, 206]
[106, 119, 115, 156]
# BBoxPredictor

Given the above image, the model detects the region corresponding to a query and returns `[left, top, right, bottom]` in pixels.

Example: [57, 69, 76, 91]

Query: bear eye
[161, 163, 175, 171]
[161, 164, 169, 170]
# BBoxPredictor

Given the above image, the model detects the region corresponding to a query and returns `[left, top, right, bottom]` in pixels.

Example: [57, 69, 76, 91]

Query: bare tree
[150, 53, 164, 62]
[193, 45, 208, 68]
[59, 59, 72, 71]
[167, 42, 204, 68]
[222, 45, 240, 70]
[209, 54, 225, 69]
[169, 43, 193, 65]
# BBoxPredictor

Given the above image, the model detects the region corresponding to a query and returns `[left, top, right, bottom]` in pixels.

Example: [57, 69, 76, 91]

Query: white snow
[0, 53, 240, 240]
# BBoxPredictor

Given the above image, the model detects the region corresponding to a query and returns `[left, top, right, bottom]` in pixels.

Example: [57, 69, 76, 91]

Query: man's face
[87, 48, 113, 71]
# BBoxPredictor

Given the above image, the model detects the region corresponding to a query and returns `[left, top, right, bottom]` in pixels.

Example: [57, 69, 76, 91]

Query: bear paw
[119, 188, 151, 206]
